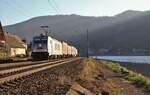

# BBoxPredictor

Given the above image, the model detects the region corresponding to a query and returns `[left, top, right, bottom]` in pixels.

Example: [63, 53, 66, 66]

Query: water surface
[93, 56, 150, 64]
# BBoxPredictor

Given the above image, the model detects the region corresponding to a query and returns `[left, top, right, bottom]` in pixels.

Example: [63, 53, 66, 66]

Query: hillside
[4, 10, 150, 55]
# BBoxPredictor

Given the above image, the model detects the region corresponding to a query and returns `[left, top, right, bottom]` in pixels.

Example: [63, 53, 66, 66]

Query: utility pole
[86, 29, 89, 58]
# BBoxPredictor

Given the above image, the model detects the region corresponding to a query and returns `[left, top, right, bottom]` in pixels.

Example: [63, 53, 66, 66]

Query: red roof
[5, 32, 26, 48]
[0, 22, 26, 48]
[0, 22, 5, 42]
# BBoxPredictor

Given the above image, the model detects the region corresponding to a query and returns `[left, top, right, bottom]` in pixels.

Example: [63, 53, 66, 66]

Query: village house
[0, 22, 27, 57]
[5, 32, 27, 57]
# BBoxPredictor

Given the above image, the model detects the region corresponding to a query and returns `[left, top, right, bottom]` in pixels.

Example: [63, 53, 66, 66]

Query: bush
[0, 50, 10, 61]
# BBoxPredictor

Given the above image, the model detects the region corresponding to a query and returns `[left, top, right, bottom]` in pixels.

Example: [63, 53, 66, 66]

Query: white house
[5, 32, 27, 57]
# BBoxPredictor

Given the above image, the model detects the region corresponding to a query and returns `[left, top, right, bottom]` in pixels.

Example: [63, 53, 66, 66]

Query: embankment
[118, 62, 150, 78]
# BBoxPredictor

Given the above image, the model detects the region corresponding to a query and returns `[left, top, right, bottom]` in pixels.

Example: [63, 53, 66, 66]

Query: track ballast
[0, 58, 81, 88]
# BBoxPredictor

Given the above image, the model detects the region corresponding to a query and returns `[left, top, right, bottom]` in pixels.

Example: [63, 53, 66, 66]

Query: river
[93, 56, 150, 64]
[93, 56, 150, 77]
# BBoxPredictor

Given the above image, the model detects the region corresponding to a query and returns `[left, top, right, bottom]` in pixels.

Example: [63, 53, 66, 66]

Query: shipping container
[67, 45, 72, 56]
[52, 38, 62, 56]
[62, 41, 68, 56]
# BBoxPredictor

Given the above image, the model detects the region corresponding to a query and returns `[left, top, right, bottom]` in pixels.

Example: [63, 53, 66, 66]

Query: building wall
[10, 48, 26, 57]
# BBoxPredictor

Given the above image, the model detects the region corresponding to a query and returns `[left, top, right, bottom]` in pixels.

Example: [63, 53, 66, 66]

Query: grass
[0, 48, 10, 60]
[113, 90, 125, 95]
[80, 59, 126, 95]
[101, 60, 150, 92]
[80, 58, 99, 81]
[0, 52, 9, 60]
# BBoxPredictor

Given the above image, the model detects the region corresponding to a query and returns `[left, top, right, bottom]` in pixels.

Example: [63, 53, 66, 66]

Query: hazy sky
[0, 0, 150, 25]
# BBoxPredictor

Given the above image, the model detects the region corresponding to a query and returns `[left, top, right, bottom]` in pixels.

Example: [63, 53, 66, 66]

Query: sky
[0, 0, 150, 26]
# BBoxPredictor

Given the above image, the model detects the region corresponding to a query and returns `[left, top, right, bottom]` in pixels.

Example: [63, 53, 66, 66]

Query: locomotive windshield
[33, 37, 47, 43]
[32, 36, 48, 50]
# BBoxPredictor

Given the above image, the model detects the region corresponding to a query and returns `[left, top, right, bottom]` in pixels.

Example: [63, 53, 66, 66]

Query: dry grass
[79, 58, 100, 81]
[57, 75, 72, 86]
[78, 58, 126, 95]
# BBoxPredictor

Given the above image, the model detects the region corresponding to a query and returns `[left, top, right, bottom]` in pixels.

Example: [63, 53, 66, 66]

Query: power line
[51, 0, 62, 14]
[48, 0, 59, 14]
[0, 0, 20, 24]
[48, 0, 60, 14]
[11, 0, 33, 17]
[1, 0, 30, 17]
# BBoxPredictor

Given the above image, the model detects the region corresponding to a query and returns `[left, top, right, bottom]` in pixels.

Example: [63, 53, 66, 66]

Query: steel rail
[0, 60, 48, 68]
[0, 58, 80, 85]
[0, 59, 70, 75]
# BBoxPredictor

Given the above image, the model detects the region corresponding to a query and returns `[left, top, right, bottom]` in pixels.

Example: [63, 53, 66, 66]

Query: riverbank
[94, 56, 150, 78]
[118, 62, 150, 78]
[99, 60, 150, 94]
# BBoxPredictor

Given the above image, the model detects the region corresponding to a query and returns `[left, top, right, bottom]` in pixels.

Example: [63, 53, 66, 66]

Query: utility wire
[51, 0, 62, 14]
[11, 0, 33, 17]
[48, 0, 60, 14]
[0, 0, 19, 24]
[1, 0, 30, 17]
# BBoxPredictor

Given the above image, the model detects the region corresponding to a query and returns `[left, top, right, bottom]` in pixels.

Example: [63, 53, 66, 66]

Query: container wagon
[62, 41, 68, 58]
[71, 46, 78, 57]
[51, 38, 62, 58]
[31, 34, 78, 60]
[67, 45, 72, 57]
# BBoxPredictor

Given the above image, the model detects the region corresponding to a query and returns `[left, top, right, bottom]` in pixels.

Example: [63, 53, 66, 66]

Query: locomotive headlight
[43, 49, 48, 52]
[38, 44, 42, 47]
[33, 49, 37, 52]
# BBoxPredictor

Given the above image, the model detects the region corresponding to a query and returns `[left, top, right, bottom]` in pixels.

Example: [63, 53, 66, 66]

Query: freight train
[31, 34, 78, 60]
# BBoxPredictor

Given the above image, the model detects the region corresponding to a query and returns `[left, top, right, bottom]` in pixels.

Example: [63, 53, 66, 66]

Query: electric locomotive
[31, 34, 49, 60]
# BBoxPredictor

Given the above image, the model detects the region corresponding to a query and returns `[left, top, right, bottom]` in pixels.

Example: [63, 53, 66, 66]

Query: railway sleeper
[0, 85, 9, 89]
[0, 83, 11, 89]
[0, 58, 80, 89]
[5, 82, 16, 87]
[9, 80, 19, 85]
[1, 59, 67, 76]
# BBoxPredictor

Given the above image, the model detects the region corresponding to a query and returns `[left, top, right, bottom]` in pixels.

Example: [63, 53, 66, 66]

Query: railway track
[0, 58, 81, 87]
[0, 59, 69, 76]
[0, 59, 60, 70]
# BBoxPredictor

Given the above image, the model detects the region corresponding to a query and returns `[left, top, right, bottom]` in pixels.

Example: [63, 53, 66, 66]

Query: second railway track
[0, 58, 81, 86]
[0, 59, 70, 76]
[0, 59, 61, 70]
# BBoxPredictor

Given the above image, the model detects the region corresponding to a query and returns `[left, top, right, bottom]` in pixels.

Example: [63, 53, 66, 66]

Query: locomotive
[31, 34, 78, 60]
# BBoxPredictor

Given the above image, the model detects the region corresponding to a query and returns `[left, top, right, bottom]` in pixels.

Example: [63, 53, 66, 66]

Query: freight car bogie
[48, 55, 62, 59]
[62, 54, 68, 58]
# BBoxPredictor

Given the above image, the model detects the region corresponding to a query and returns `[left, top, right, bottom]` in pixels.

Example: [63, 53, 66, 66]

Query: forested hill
[4, 10, 150, 55]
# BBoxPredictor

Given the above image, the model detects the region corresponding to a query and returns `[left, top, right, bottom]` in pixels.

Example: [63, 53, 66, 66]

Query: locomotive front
[31, 35, 49, 60]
